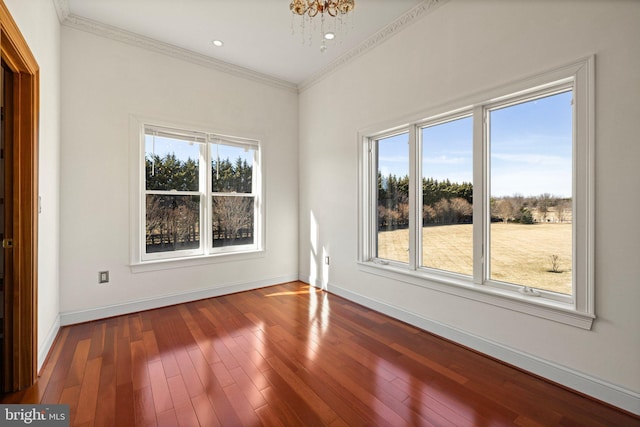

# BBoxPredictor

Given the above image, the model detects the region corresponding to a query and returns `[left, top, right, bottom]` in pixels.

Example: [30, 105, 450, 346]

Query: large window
[359, 58, 594, 327]
[133, 122, 262, 265]
[421, 116, 473, 276]
[488, 90, 573, 295]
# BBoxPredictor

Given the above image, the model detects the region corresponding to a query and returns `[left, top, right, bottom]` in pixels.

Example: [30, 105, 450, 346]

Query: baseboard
[302, 275, 640, 416]
[38, 314, 61, 372]
[60, 274, 298, 326]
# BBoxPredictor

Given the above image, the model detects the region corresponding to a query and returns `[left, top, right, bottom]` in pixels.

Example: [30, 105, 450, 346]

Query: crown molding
[299, 0, 450, 92]
[52, 0, 70, 23]
[59, 11, 298, 93]
[54, 0, 448, 94]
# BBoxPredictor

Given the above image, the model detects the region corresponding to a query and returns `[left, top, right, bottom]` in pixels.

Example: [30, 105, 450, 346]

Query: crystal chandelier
[290, 0, 356, 51]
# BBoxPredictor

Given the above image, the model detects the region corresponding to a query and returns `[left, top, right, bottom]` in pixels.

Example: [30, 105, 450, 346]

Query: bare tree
[378, 205, 388, 229]
[556, 199, 571, 223]
[434, 198, 451, 224]
[537, 193, 553, 222]
[397, 202, 410, 227]
[493, 198, 514, 223]
[146, 195, 164, 247]
[423, 205, 436, 225]
[146, 195, 199, 251]
[213, 196, 253, 244]
[450, 197, 472, 223]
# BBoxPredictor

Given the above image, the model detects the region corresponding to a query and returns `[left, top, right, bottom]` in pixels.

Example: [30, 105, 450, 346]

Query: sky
[378, 90, 573, 198]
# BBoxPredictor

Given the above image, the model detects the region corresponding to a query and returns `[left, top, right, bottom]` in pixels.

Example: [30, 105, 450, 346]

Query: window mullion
[410, 125, 421, 271]
[472, 106, 486, 285]
[370, 140, 379, 261]
[253, 147, 260, 249]
[202, 142, 210, 254]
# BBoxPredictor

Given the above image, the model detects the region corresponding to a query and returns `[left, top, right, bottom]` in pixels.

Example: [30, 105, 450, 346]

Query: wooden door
[0, 1, 39, 392]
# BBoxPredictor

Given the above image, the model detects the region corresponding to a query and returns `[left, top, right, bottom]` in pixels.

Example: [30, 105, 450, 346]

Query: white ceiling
[62, 0, 426, 86]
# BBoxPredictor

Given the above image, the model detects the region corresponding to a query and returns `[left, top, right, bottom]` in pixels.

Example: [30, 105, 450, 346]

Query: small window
[145, 128, 203, 258]
[134, 122, 263, 265]
[376, 132, 410, 264]
[210, 140, 258, 249]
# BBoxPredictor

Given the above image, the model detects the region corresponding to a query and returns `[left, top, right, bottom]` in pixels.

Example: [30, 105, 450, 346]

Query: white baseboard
[38, 314, 61, 372]
[301, 275, 640, 416]
[59, 274, 298, 326]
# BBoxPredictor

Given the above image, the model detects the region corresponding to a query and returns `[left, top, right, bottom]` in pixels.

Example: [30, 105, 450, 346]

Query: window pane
[211, 143, 255, 193]
[145, 135, 199, 191]
[376, 133, 409, 263]
[146, 195, 200, 253]
[212, 195, 255, 247]
[421, 116, 473, 275]
[489, 90, 573, 295]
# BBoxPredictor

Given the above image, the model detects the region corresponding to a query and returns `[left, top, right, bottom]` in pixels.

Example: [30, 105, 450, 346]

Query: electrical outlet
[324, 256, 330, 265]
[98, 271, 109, 284]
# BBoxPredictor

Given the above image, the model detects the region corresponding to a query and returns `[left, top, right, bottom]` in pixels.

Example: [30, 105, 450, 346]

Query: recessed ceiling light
[323, 32, 335, 40]
[212, 40, 224, 47]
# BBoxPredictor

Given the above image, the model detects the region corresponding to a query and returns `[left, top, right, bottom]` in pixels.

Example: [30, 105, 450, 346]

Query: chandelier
[290, 0, 356, 51]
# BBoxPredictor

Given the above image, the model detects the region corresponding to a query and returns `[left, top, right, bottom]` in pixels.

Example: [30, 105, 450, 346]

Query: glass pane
[211, 142, 255, 193]
[489, 90, 573, 295]
[212, 195, 255, 247]
[376, 132, 409, 263]
[145, 134, 200, 191]
[146, 195, 200, 253]
[421, 116, 473, 275]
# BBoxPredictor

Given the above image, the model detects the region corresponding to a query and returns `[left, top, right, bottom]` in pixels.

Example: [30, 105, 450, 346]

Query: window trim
[129, 116, 265, 271]
[357, 56, 595, 329]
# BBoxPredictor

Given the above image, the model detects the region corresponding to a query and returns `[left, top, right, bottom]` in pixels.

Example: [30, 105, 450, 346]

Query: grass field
[378, 223, 572, 295]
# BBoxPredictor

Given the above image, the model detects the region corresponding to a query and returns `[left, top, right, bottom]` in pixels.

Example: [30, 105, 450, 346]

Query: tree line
[378, 174, 473, 229]
[378, 172, 571, 230]
[146, 153, 253, 192]
[491, 193, 571, 224]
[145, 153, 254, 252]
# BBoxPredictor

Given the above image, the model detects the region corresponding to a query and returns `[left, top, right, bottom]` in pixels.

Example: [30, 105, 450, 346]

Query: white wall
[6, 0, 639, 413]
[299, 0, 640, 412]
[59, 28, 299, 319]
[5, 0, 61, 369]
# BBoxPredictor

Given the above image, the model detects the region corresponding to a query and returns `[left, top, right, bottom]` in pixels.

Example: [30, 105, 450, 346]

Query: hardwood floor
[2, 281, 638, 426]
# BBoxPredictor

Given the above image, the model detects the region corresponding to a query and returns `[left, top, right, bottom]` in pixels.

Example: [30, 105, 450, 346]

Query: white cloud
[491, 152, 568, 166]
[423, 155, 470, 165]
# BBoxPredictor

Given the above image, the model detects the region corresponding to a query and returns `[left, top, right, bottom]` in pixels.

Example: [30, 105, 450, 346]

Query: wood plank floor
[2, 281, 638, 426]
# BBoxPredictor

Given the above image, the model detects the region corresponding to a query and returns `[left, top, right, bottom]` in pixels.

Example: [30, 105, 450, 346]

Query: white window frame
[129, 117, 265, 272]
[358, 57, 595, 329]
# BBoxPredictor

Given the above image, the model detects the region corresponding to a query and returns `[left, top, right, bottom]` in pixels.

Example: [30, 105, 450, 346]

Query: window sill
[358, 261, 594, 330]
[130, 249, 265, 273]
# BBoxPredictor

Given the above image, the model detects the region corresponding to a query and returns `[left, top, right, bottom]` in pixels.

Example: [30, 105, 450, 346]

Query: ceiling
[61, 0, 427, 87]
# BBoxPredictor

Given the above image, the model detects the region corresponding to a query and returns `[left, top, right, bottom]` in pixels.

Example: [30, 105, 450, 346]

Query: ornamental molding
[53, 0, 448, 93]
[54, 1, 297, 93]
[52, 0, 70, 23]
[298, 0, 449, 92]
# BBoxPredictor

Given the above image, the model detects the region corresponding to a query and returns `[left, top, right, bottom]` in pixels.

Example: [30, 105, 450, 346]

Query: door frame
[0, 1, 39, 392]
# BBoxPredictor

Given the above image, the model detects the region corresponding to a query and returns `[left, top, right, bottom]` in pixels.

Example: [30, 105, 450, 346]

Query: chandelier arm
[290, 0, 355, 49]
